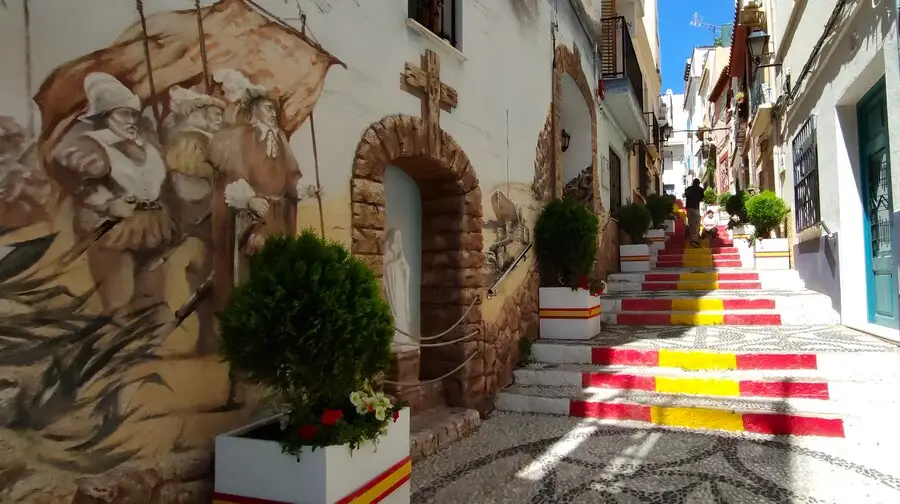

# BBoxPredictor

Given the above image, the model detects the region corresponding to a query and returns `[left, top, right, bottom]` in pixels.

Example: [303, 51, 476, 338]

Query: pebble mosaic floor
[410, 412, 900, 504]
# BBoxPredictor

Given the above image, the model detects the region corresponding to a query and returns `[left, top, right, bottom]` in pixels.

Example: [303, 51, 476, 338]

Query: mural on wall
[484, 188, 533, 288]
[0, 0, 343, 480]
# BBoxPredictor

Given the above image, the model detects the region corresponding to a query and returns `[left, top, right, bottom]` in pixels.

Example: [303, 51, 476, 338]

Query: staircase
[494, 216, 894, 440]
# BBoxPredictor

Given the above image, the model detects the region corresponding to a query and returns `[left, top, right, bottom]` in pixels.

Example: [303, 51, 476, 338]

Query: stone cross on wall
[401, 49, 458, 158]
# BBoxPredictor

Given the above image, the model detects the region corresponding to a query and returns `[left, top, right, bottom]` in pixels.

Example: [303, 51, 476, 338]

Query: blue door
[858, 79, 898, 328]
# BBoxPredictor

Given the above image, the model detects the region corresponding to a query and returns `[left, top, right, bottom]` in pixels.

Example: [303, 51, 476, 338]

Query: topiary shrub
[534, 197, 599, 288]
[717, 192, 731, 207]
[217, 230, 402, 455]
[725, 190, 750, 228]
[703, 187, 717, 205]
[645, 194, 674, 228]
[745, 191, 789, 241]
[617, 203, 652, 244]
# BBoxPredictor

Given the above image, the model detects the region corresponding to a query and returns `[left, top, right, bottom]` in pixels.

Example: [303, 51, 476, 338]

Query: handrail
[487, 242, 533, 299]
[392, 294, 481, 342]
[380, 350, 479, 387]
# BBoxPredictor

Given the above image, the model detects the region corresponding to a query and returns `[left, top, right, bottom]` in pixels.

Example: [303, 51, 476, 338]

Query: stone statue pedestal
[387, 346, 422, 411]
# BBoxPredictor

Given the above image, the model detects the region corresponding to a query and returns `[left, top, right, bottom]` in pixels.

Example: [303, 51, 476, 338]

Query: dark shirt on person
[684, 185, 704, 210]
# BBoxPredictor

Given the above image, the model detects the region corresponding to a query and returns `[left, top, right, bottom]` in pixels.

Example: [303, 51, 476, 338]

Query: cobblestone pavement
[410, 411, 900, 504]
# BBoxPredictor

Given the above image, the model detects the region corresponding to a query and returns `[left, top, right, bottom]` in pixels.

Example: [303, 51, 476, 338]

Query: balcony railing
[646, 112, 660, 150]
[600, 16, 645, 111]
[638, 142, 649, 197]
[750, 76, 772, 118]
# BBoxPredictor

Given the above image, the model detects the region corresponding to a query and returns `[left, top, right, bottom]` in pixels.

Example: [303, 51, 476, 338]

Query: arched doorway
[553, 44, 599, 213]
[349, 114, 485, 411]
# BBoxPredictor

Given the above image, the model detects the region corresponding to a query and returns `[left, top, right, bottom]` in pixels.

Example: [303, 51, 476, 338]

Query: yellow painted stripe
[621, 255, 650, 261]
[755, 251, 790, 257]
[650, 406, 745, 431]
[678, 273, 718, 281]
[733, 234, 751, 239]
[658, 349, 738, 370]
[539, 306, 602, 318]
[347, 460, 411, 504]
[671, 298, 724, 311]
[655, 377, 741, 396]
[670, 312, 725, 325]
[675, 282, 719, 290]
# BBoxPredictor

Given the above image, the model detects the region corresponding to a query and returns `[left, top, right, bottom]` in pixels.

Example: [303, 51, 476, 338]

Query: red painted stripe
[621, 299, 674, 311]
[592, 347, 660, 366]
[735, 353, 818, 370]
[722, 314, 782, 325]
[582, 373, 656, 390]
[655, 261, 744, 268]
[335, 457, 411, 504]
[640, 281, 762, 290]
[643, 272, 758, 281]
[569, 400, 652, 421]
[541, 305, 602, 312]
[372, 473, 411, 504]
[616, 313, 672, 324]
[212, 493, 289, 504]
[739, 381, 830, 400]
[644, 273, 681, 281]
[722, 299, 775, 309]
[742, 414, 845, 437]
[641, 282, 679, 291]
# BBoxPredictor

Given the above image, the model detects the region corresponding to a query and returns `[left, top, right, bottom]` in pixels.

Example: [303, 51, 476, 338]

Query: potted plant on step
[535, 197, 602, 340]
[213, 231, 410, 504]
[725, 190, 754, 267]
[746, 191, 791, 270]
[617, 202, 652, 273]
[644, 194, 675, 250]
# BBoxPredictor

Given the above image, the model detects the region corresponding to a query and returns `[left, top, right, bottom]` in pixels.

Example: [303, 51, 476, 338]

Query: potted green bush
[644, 194, 674, 250]
[213, 231, 410, 503]
[725, 190, 754, 267]
[745, 191, 791, 269]
[534, 197, 602, 340]
[617, 203, 652, 272]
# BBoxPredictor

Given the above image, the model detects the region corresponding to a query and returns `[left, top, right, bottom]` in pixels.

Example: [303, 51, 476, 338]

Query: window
[609, 148, 622, 215]
[792, 115, 821, 232]
[408, 0, 460, 48]
[664, 184, 675, 195]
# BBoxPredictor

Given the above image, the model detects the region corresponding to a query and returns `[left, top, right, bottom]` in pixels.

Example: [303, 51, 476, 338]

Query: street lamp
[561, 129, 571, 152]
[747, 29, 770, 63]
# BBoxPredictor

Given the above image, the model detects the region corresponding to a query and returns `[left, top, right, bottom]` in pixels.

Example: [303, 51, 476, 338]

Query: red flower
[298, 424, 317, 442]
[392, 410, 400, 423]
[575, 276, 590, 290]
[321, 409, 344, 426]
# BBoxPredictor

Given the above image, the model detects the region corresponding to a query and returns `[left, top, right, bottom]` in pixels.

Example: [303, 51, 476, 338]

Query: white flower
[224, 178, 256, 209]
[374, 406, 386, 422]
[349, 391, 364, 408]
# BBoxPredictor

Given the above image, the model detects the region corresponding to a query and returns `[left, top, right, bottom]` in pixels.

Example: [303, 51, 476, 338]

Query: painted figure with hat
[162, 85, 226, 354]
[0, 116, 51, 229]
[51, 72, 176, 318]
[208, 69, 321, 298]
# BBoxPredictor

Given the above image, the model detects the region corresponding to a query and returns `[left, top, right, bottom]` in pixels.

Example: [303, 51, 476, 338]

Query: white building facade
[660, 90, 687, 196]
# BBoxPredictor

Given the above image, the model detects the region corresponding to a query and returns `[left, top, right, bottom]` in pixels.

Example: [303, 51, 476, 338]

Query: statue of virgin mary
[382, 228, 417, 351]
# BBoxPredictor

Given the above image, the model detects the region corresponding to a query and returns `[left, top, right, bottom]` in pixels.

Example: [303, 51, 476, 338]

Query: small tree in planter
[535, 197, 602, 339]
[725, 190, 750, 229]
[618, 203, 652, 273]
[214, 230, 410, 503]
[644, 194, 674, 250]
[703, 187, 717, 206]
[745, 191, 791, 269]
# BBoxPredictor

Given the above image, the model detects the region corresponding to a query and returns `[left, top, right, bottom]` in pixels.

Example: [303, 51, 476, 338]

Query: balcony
[749, 74, 775, 138]
[645, 111, 661, 160]
[600, 16, 648, 141]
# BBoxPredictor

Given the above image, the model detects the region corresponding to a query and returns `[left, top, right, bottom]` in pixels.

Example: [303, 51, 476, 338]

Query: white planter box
[214, 409, 411, 504]
[539, 287, 602, 340]
[731, 224, 755, 268]
[754, 237, 790, 270]
[645, 229, 667, 251]
[664, 219, 675, 235]
[620, 243, 650, 272]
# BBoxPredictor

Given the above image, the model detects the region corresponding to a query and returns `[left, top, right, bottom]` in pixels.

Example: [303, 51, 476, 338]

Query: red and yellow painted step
[639, 280, 761, 291]
[568, 401, 845, 437]
[644, 273, 758, 281]
[589, 347, 818, 371]
[656, 259, 744, 268]
[580, 372, 828, 399]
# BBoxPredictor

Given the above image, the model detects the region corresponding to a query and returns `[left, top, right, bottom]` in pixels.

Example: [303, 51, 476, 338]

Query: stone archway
[552, 43, 599, 214]
[349, 114, 486, 411]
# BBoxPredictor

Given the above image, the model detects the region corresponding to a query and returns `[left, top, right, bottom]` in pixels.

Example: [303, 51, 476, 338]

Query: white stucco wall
[776, 0, 900, 338]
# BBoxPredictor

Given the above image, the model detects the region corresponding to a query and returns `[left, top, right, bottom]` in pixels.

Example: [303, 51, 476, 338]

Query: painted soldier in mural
[0, 116, 51, 229]
[209, 69, 321, 292]
[51, 72, 176, 318]
[162, 86, 226, 354]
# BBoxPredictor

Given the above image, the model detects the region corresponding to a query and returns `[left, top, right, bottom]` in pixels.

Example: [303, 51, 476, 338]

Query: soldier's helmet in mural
[78, 72, 141, 121]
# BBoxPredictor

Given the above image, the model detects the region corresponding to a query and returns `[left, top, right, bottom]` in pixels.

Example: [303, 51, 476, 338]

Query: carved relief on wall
[0, 0, 343, 486]
[531, 106, 554, 203]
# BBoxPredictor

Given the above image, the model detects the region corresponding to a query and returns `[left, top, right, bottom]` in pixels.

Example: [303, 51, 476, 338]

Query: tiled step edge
[531, 345, 820, 370]
[603, 311, 782, 325]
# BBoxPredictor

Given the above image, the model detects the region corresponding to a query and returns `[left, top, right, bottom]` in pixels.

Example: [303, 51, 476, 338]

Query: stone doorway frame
[349, 114, 487, 411]
[552, 43, 600, 214]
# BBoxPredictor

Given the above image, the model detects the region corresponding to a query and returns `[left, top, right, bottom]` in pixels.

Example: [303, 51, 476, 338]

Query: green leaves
[617, 203, 652, 244]
[217, 229, 394, 413]
[703, 187, 717, 205]
[534, 198, 599, 287]
[745, 191, 789, 240]
[645, 194, 676, 228]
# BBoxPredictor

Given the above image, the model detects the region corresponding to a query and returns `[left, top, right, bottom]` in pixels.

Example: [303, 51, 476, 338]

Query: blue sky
[658, 0, 735, 93]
